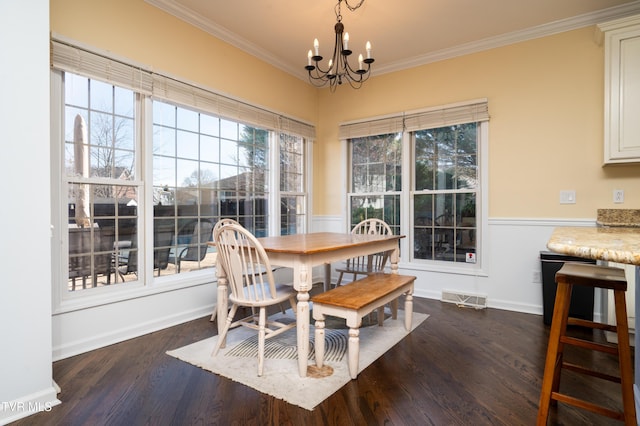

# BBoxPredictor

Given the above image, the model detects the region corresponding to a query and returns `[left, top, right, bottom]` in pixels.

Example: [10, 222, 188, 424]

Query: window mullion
[269, 131, 280, 236]
[139, 95, 151, 285]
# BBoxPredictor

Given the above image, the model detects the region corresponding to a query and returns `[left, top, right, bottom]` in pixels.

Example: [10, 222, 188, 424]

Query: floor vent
[441, 290, 487, 309]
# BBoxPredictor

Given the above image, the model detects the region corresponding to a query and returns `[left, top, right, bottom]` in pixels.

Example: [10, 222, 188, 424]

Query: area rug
[166, 310, 428, 410]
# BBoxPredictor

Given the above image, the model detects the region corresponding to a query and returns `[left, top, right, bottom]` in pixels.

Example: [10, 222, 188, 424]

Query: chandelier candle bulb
[304, 0, 374, 91]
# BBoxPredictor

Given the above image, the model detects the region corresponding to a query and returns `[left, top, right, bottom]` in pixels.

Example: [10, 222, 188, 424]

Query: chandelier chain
[343, 0, 366, 12]
[336, 0, 366, 21]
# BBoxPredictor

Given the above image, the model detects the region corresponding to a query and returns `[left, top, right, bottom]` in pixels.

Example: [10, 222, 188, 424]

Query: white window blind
[152, 74, 314, 139]
[51, 39, 153, 95]
[339, 99, 489, 138]
[51, 38, 315, 140]
[404, 100, 489, 132]
[278, 116, 316, 140]
[339, 115, 404, 139]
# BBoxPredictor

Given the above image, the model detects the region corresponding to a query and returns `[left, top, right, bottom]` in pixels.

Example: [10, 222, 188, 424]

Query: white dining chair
[335, 218, 393, 286]
[211, 222, 297, 376]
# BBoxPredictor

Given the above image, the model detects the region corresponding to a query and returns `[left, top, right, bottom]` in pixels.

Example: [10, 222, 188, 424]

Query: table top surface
[256, 232, 404, 255]
[547, 226, 640, 266]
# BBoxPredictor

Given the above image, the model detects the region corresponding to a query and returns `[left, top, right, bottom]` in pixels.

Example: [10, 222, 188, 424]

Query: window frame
[277, 132, 309, 236]
[50, 39, 314, 313]
[409, 123, 481, 266]
[344, 101, 489, 276]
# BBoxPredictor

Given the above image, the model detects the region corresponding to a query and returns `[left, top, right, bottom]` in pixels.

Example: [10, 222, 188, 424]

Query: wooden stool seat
[537, 262, 636, 425]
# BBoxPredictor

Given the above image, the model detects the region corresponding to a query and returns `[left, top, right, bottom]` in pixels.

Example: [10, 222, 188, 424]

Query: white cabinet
[599, 15, 640, 164]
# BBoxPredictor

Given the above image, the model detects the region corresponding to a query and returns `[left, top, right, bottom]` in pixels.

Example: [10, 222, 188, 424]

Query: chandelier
[305, 0, 374, 91]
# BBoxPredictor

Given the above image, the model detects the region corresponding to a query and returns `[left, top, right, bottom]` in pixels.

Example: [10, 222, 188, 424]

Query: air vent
[441, 290, 487, 309]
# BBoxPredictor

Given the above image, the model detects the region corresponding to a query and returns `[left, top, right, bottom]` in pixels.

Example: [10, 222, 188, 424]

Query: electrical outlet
[614, 189, 624, 204]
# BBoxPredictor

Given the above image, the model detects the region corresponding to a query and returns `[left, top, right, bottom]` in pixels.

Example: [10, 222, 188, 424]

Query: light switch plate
[560, 190, 576, 204]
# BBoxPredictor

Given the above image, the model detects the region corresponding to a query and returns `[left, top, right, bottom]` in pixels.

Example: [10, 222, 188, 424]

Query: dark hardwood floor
[14, 286, 631, 425]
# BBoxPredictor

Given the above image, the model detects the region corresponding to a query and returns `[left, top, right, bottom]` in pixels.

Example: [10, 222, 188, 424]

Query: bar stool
[537, 262, 636, 425]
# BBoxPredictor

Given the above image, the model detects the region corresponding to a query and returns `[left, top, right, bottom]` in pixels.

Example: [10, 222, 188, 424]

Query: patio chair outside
[115, 222, 175, 279]
[168, 219, 214, 273]
[68, 225, 113, 290]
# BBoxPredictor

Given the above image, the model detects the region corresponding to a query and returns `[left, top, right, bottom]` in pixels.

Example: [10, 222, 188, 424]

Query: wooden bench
[311, 272, 416, 379]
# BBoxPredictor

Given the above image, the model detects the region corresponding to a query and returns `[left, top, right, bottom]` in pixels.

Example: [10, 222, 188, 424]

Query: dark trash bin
[540, 251, 597, 326]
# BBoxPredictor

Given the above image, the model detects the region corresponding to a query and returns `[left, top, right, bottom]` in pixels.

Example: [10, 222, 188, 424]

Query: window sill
[398, 261, 488, 278]
[53, 269, 217, 315]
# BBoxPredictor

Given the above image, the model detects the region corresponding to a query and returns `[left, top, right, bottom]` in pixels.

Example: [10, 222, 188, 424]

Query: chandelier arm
[345, 77, 364, 90]
[305, 0, 373, 91]
[342, 58, 369, 78]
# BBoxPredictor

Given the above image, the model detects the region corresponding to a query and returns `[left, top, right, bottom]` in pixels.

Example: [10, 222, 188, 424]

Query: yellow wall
[50, 0, 318, 123]
[316, 26, 640, 217]
[51, 1, 640, 219]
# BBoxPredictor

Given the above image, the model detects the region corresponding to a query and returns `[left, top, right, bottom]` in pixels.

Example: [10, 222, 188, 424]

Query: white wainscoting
[52, 283, 215, 361]
[53, 215, 600, 361]
[312, 215, 601, 317]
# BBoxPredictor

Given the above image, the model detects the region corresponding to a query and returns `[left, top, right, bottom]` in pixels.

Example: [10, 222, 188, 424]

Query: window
[413, 123, 478, 263]
[344, 100, 488, 268]
[152, 101, 270, 277]
[348, 133, 402, 235]
[64, 73, 139, 290]
[279, 133, 306, 235]
[51, 39, 314, 301]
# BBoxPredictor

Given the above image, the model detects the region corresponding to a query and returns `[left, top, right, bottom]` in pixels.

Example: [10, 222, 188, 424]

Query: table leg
[295, 264, 311, 377]
[389, 244, 399, 274]
[216, 261, 229, 348]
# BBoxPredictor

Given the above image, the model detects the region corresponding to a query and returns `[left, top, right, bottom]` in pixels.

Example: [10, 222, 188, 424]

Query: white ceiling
[145, 0, 640, 82]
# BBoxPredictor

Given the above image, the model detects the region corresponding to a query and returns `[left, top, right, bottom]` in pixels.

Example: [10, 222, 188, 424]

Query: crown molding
[375, 2, 640, 76]
[145, 0, 299, 78]
[146, 0, 640, 82]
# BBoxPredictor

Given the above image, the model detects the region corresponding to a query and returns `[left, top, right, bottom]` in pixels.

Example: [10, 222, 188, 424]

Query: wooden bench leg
[377, 306, 384, 326]
[404, 290, 414, 331]
[348, 327, 360, 379]
[391, 298, 398, 319]
[314, 317, 326, 369]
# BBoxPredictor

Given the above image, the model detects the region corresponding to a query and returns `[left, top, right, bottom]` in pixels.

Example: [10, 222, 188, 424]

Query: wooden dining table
[215, 231, 404, 377]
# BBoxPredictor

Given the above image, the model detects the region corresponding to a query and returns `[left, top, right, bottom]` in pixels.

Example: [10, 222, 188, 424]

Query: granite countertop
[596, 209, 640, 227]
[547, 226, 640, 266]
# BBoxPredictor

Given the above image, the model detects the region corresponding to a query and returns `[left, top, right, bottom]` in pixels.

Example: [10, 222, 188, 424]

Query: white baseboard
[0, 386, 60, 426]
[52, 304, 213, 361]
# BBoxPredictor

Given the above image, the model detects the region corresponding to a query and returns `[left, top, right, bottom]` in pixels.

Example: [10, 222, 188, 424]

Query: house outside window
[151, 101, 270, 277]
